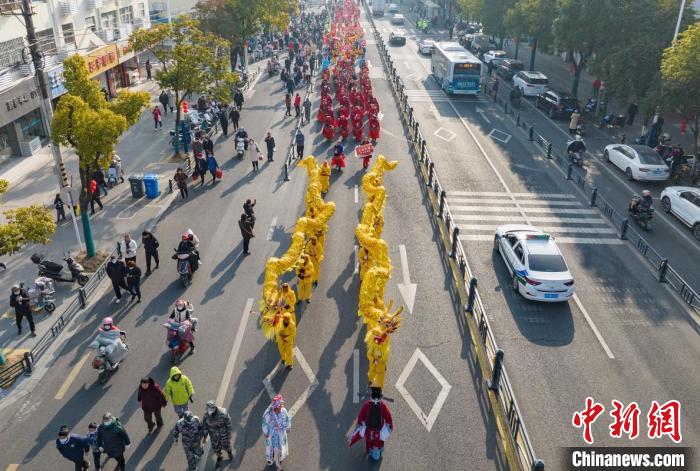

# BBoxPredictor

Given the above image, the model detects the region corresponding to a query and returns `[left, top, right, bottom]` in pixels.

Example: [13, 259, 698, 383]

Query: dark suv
[495, 59, 524, 81]
[535, 90, 580, 119]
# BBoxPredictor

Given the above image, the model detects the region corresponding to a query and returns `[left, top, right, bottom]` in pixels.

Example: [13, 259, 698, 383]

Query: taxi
[494, 225, 575, 302]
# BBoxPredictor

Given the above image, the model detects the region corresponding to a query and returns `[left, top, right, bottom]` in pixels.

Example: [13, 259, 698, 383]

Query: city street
[0, 26, 507, 470]
[372, 9, 700, 469]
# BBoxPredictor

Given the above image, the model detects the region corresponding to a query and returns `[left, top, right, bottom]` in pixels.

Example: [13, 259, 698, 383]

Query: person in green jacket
[164, 366, 195, 418]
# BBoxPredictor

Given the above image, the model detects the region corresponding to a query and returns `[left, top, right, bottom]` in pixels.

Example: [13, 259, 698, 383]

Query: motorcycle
[174, 249, 194, 287]
[236, 137, 246, 158]
[31, 253, 89, 286]
[584, 97, 597, 114]
[598, 113, 626, 128]
[90, 330, 128, 385]
[629, 196, 654, 230]
[164, 319, 193, 364]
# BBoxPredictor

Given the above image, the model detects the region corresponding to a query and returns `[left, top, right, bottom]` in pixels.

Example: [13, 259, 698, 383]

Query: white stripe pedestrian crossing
[446, 190, 621, 245]
[403, 89, 481, 103]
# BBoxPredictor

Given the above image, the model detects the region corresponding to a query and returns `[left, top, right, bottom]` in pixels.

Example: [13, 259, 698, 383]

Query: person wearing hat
[173, 410, 205, 471]
[276, 283, 296, 314]
[56, 425, 90, 471]
[164, 366, 195, 417]
[295, 254, 315, 303]
[348, 387, 394, 461]
[262, 394, 291, 469]
[10, 283, 35, 337]
[105, 254, 127, 304]
[304, 236, 323, 286]
[85, 422, 102, 471]
[202, 400, 233, 468]
[96, 413, 130, 470]
[275, 312, 296, 369]
[137, 376, 167, 432]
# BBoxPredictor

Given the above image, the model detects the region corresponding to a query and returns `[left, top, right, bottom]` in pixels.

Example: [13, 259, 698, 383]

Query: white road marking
[354, 245, 359, 274]
[447, 191, 576, 198]
[397, 245, 417, 314]
[460, 234, 624, 244]
[488, 128, 512, 144]
[447, 198, 582, 206]
[452, 215, 608, 224]
[267, 217, 278, 240]
[475, 106, 491, 123]
[353, 349, 360, 404]
[573, 293, 615, 359]
[54, 352, 90, 400]
[354, 185, 359, 203]
[395, 348, 452, 432]
[458, 224, 617, 234]
[262, 347, 319, 418]
[450, 206, 598, 215]
[433, 127, 456, 142]
[5, 465, 19, 471]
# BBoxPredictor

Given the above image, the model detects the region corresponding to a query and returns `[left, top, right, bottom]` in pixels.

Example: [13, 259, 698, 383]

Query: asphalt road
[0, 28, 508, 471]
[372, 11, 700, 469]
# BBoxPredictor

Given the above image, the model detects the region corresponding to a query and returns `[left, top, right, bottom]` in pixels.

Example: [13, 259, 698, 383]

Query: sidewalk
[0, 75, 183, 360]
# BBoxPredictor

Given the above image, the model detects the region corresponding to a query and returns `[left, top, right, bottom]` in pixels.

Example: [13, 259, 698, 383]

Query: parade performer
[323, 117, 336, 140]
[360, 139, 373, 169]
[276, 283, 297, 314]
[338, 113, 350, 139]
[305, 236, 324, 284]
[296, 254, 315, 303]
[319, 161, 331, 193]
[352, 116, 364, 141]
[262, 395, 291, 469]
[369, 113, 380, 143]
[348, 387, 393, 461]
[275, 312, 296, 369]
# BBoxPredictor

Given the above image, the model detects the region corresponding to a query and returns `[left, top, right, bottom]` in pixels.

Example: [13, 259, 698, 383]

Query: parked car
[470, 34, 496, 55]
[535, 90, 579, 118]
[389, 30, 407, 46]
[660, 186, 700, 240]
[418, 39, 436, 54]
[495, 59, 524, 81]
[603, 144, 670, 181]
[391, 13, 405, 25]
[483, 50, 507, 67]
[512, 71, 548, 97]
[387, 3, 398, 12]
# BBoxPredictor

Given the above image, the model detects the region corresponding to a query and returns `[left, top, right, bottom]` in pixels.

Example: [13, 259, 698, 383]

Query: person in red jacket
[348, 387, 393, 461]
[352, 116, 364, 141]
[294, 93, 302, 117]
[322, 117, 335, 140]
[152, 106, 162, 131]
[137, 376, 167, 432]
[368, 113, 380, 143]
[89, 179, 103, 214]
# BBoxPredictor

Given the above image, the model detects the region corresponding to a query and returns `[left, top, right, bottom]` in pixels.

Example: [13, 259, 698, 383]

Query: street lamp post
[673, 0, 686, 42]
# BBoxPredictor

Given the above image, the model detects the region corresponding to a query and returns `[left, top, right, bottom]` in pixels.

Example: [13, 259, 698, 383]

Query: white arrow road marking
[395, 348, 451, 432]
[353, 349, 360, 403]
[397, 245, 417, 314]
[267, 217, 278, 240]
[262, 347, 319, 418]
[475, 106, 491, 123]
[354, 185, 359, 203]
[354, 245, 359, 274]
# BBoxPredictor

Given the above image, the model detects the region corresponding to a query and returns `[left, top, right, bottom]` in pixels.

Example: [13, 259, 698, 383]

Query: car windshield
[528, 254, 568, 273]
[529, 77, 548, 85]
[633, 147, 664, 165]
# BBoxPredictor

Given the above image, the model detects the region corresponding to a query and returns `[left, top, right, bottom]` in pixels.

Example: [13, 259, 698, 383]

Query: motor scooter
[567, 150, 585, 167]
[174, 249, 194, 287]
[91, 331, 128, 384]
[31, 253, 89, 286]
[629, 196, 654, 230]
[164, 319, 193, 364]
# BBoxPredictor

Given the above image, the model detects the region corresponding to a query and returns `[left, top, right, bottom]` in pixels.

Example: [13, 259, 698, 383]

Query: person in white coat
[262, 394, 290, 469]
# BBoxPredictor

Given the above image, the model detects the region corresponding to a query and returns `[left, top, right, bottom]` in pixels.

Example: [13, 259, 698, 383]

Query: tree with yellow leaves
[0, 179, 56, 256]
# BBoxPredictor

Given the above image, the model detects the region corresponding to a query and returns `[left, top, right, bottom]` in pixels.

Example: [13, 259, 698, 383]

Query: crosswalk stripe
[447, 191, 576, 198]
[450, 206, 599, 215]
[451, 215, 608, 224]
[457, 224, 617, 234]
[447, 198, 582, 206]
[460, 234, 624, 245]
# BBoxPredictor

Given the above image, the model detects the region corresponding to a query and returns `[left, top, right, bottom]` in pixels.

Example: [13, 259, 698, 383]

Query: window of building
[0, 37, 25, 69]
[36, 28, 57, 56]
[19, 109, 46, 140]
[85, 16, 97, 32]
[136, 2, 145, 17]
[61, 23, 76, 48]
[101, 10, 117, 29]
[119, 6, 133, 24]
[0, 124, 13, 158]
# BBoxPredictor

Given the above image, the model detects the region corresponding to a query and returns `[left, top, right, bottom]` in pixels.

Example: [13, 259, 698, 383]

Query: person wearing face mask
[137, 376, 167, 432]
[262, 394, 291, 469]
[164, 366, 195, 417]
[202, 400, 233, 468]
[56, 425, 90, 471]
[96, 413, 130, 471]
[10, 283, 35, 337]
[173, 410, 205, 471]
[85, 422, 102, 471]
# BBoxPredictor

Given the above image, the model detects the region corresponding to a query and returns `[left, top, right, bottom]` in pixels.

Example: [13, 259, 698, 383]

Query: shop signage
[47, 66, 67, 99]
[0, 77, 42, 127]
[84, 44, 119, 78]
[5, 89, 38, 112]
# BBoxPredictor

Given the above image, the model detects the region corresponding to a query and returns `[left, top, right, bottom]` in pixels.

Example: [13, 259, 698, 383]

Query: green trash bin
[128, 174, 144, 198]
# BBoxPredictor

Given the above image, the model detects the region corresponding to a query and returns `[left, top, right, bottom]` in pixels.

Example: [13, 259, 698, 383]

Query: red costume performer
[353, 118, 364, 141]
[368, 115, 380, 141]
[323, 118, 336, 140]
[338, 115, 349, 139]
[348, 388, 393, 461]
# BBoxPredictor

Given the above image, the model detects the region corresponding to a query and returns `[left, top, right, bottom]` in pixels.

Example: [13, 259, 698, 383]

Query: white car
[494, 225, 575, 302]
[512, 71, 549, 97]
[483, 50, 507, 66]
[387, 3, 398, 12]
[660, 186, 700, 240]
[603, 144, 670, 181]
[418, 39, 436, 54]
[390, 13, 405, 25]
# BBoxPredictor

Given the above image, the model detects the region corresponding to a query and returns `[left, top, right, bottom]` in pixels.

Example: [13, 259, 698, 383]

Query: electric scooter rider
[566, 135, 587, 164]
[630, 189, 653, 216]
[176, 233, 200, 273]
[169, 299, 197, 352]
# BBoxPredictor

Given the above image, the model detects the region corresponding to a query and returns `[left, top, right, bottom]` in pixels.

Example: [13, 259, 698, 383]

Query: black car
[389, 31, 406, 46]
[535, 90, 580, 119]
[495, 59, 524, 81]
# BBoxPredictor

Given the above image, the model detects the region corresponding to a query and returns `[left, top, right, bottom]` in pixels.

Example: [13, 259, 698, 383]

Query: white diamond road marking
[262, 346, 318, 418]
[405, 73, 420, 81]
[488, 128, 512, 144]
[433, 127, 456, 142]
[395, 348, 451, 432]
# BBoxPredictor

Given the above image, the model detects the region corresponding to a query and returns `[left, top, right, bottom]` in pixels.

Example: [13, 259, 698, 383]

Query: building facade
[0, 0, 151, 158]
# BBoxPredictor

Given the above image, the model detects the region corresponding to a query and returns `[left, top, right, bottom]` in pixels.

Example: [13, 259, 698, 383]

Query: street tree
[0, 179, 56, 256]
[52, 54, 149, 257]
[505, 0, 557, 70]
[661, 21, 700, 160]
[129, 18, 237, 155]
[195, 0, 297, 69]
[459, 0, 515, 47]
[503, 2, 528, 60]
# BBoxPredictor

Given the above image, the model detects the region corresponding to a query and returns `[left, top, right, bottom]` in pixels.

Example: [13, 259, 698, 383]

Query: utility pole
[20, 0, 84, 250]
[673, 0, 686, 42]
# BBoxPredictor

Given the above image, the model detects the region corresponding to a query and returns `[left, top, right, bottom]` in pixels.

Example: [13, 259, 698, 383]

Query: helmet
[102, 317, 113, 330]
[642, 189, 651, 196]
[574, 135, 582, 141]
[182, 233, 189, 241]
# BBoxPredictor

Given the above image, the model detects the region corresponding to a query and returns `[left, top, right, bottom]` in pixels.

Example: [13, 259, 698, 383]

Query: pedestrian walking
[141, 231, 160, 274]
[138, 376, 167, 432]
[207, 153, 220, 183]
[249, 138, 262, 171]
[202, 135, 214, 157]
[10, 284, 35, 337]
[89, 180, 103, 214]
[238, 213, 255, 255]
[125, 260, 142, 303]
[229, 107, 240, 131]
[286, 77, 295, 95]
[96, 413, 130, 471]
[152, 106, 163, 130]
[295, 129, 305, 159]
[492, 78, 499, 99]
[86, 422, 102, 471]
[275, 312, 296, 368]
[159, 90, 170, 114]
[294, 93, 301, 117]
[203, 400, 234, 468]
[284, 93, 292, 117]
[56, 425, 90, 471]
[487, 60, 494, 76]
[92, 169, 108, 196]
[592, 78, 602, 97]
[219, 106, 229, 136]
[262, 395, 291, 469]
[302, 96, 312, 125]
[174, 167, 189, 199]
[106, 254, 128, 304]
[264, 132, 275, 161]
[626, 102, 638, 126]
[167, 89, 175, 112]
[234, 89, 244, 111]
[243, 198, 256, 226]
[118, 233, 137, 264]
[173, 411, 205, 471]
[164, 366, 195, 417]
[569, 110, 582, 135]
[54, 193, 66, 222]
[194, 154, 207, 187]
[145, 60, 152, 80]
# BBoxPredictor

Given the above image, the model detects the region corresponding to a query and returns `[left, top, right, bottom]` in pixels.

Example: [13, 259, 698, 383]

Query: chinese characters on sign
[84, 44, 119, 79]
[572, 398, 682, 444]
[5, 90, 38, 112]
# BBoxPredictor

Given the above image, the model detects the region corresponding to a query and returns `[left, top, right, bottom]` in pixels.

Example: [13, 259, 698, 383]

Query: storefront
[84, 42, 140, 99]
[0, 77, 46, 157]
[45, 63, 69, 108]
